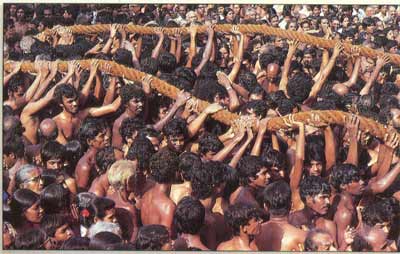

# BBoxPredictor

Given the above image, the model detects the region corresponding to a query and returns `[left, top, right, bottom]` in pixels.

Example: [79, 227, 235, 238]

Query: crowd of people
[3, 3, 400, 251]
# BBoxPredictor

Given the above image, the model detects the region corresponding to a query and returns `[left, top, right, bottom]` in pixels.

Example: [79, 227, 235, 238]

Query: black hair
[174, 196, 205, 235]
[90, 197, 115, 220]
[198, 133, 224, 156]
[40, 183, 70, 214]
[351, 234, 372, 251]
[330, 163, 361, 192]
[126, 136, 156, 172]
[287, 72, 313, 103]
[3, 135, 25, 158]
[95, 146, 116, 175]
[225, 203, 261, 236]
[361, 197, 395, 227]
[190, 165, 215, 200]
[14, 228, 47, 250]
[178, 152, 202, 181]
[261, 149, 286, 170]
[174, 67, 196, 86]
[158, 52, 177, 73]
[61, 237, 90, 250]
[240, 100, 269, 118]
[277, 98, 298, 116]
[237, 155, 265, 186]
[262, 180, 291, 216]
[259, 53, 276, 69]
[238, 72, 258, 92]
[76, 192, 96, 228]
[40, 213, 68, 237]
[89, 232, 122, 250]
[54, 83, 79, 105]
[9, 189, 40, 226]
[300, 176, 331, 203]
[119, 117, 145, 144]
[140, 57, 159, 75]
[113, 48, 133, 67]
[78, 117, 107, 149]
[40, 141, 64, 166]
[304, 143, 326, 166]
[119, 83, 145, 106]
[163, 117, 188, 138]
[63, 140, 83, 176]
[149, 149, 179, 184]
[135, 224, 170, 250]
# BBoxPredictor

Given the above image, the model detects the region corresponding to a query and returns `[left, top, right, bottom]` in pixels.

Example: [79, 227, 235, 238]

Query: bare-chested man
[4, 136, 28, 194]
[75, 118, 109, 191]
[53, 61, 121, 144]
[217, 203, 261, 251]
[140, 149, 177, 231]
[88, 146, 115, 197]
[289, 176, 337, 245]
[254, 180, 307, 251]
[261, 63, 280, 93]
[106, 160, 139, 242]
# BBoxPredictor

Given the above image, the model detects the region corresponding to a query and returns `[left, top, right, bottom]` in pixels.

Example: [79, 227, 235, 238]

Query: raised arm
[375, 133, 399, 178]
[151, 27, 165, 59]
[4, 62, 22, 86]
[121, 39, 140, 69]
[229, 127, 254, 168]
[216, 71, 240, 112]
[185, 24, 197, 68]
[228, 26, 245, 82]
[103, 76, 117, 105]
[360, 54, 390, 96]
[251, 117, 269, 156]
[153, 91, 190, 132]
[287, 115, 305, 195]
[212, 130, 245, 162]
[102, 24, 118, 54]
[279, 40, 299, 96]
[367, 161, 400, 194]
[188, 103, 223, 138]
[79, 59, 99, 106]
[175, 29, 182, 64]
[194, 25, 215, 76]
[87, 96, 121, 118]
[344, 115, 360, 166]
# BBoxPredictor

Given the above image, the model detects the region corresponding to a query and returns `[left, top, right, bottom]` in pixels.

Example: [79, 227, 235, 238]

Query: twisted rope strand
[5, 60, 396, 139]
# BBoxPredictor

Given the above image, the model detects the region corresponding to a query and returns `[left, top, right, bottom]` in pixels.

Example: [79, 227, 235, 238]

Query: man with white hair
[88, 221, 122, 239]
[106, 160, 139, 242]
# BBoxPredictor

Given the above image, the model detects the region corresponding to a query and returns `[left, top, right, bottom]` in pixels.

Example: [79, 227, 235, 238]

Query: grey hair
[35, 54, 52, 62]
[88, 222, 122, 239]
[76, 192, 96, 209]
[15, 164, 42, 187]
[20, 36, 35, 54]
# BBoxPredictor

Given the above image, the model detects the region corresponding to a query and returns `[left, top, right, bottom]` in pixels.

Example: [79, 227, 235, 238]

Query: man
[217, 203, 261, 250]
[14, 6, 28, 37]
[254, 180, 306, 251]
[88, 147, 116, 197]
[15, 164, 44, 195]
[140, 149, 178, 231]
[304, 229, 337, 251]
[53, 61, 121, 144]
[106, 160, 139, 242]
[4, 136, 28, 194]
[75, 118, 109, 191]
[289, 176, 336, 244]
[162, 118, 189, 154]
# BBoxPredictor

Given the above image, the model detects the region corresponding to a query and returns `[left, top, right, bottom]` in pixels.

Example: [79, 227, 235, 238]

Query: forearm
[135, 37, 142, 59]
[209, 40, 215, 62]
[324, 126, 336, 173]
[227, 88, 240, 112]
[103, 79, 116, 105]
[228, 34, 244, 82]
[151, 35, 164, 59]
[229, 139, 251, 168]
[251, 129, 265, 156]
[176, 38, 182, 64]
[101, 38, 113, 54]
[232, 82, 249, 99]
[24, 73, 43, 102]
[187, 112, 208, 138]
[360, 64, 381, 96]
[153, 104, 180, 131]
[170, 39, 176, 55]
[212, 138, 240, 162]
[346, 58, 361, 87]
[93, 74, 103, 100]
[345, 136, 359, 166]
[195, 31, 214, 75]
[279, 49, 296, 94]
[369, 162, 400, 194]
[376, 146, 393, 178]
[80, 73, 96, 102]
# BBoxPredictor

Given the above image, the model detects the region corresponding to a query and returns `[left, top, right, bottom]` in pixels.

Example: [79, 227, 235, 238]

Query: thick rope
[5, 60, 397, 140]
[42, 24, 400, 65]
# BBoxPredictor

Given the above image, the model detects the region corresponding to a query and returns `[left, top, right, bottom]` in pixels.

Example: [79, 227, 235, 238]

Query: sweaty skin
[39, 118, 58, 139]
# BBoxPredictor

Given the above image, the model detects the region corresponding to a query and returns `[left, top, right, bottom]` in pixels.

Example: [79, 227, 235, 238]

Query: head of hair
[140, 57, 159, 75]
[158, 52, 177, 73]
[88, 222, 122, 240]
[120, 83, 145, 106]
[304, 228, 330, 251]
[262, 180, 292, 216]
[174, 196, 205, 234]
[3, 135, 25, 158]
[259, 53, 276, 69]
[40, 141, 64, 165]
[10, 189, 40, 224]
[15, 164, 41, 189]
[238, 72, 258, 92]
[300, 176, 331, 203]
[198, 133, 224, 156]
[61, 236, 90, 250]
[40, 213, 68, 237]
[237, 155, 265, 186]
[14, 228, 47, 249]
[107, 160, 137, 191]
[89, 231, 122, 250]
[54, 83, 78, 105]
[78, 117, 107, 149]
[163, 117, 188, 138]
[63, 140, 83, 172]
[135, 224, 170, 250]
[330, 163, 361, 192]
[287, 72, 313, 103]
[277, 98, 298, 116]
[150, 149, 178, 184]
[40, 183, 70, 214]
[225, 203, 261, 236]
[261, 149, 286, 170]
[240, 100, 269, 118]
[113, 48, 133, 67]
[178, 152, 202, 181]
[119, 117, 145, 144]
[126, 136, 156, 172]
[90, 197, 115, 220]
[95, 146, 116, 175]
[361, 197, 395, 226]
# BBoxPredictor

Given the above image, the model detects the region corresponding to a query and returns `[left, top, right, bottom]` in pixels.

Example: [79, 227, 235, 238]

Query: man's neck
[60, 110, 75, 119]
[235, 233, 251, 247]
[269, 214, 289, 223]
[154, 182, 171, 196]
[124, 109, 137, 118]
[181, 233, 203, 247]
[303, 206, 319, 222]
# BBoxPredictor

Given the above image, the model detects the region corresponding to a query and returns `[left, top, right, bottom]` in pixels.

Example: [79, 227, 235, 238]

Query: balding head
[39, 118, 58, 142]
[332, 83, 349, 96]
[3, 116, 24, 142]
[267, 63, 280, 81]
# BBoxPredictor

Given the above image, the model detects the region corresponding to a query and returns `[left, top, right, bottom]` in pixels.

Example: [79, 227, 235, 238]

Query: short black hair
[140, 57, 159, 75]
[95, 146, 116, 175]
[361, 197, 395, 227]
[225, 203, 261, 236]
[126, 136, 156, 172]
[3, 135, 25, 158]
[240, 100, 269, 118]
[119, 117, 145, 144]
[119, 83, 145, 106]
[300, 176, 331, 203]
[262, 180, 291, 216]
[40, 183, 70, 214]
[135, 224, 170, 250]
[178, 152, 202, 181]
[149, 149, 179, 184]
[54, 83, 79, 105]
[287, 73, 313, 103]
[40, 140, 64, 165]
[158, 52, 177, 73]
[14, 228, 47, 249]
[163, 117, 188, 138]
[198, 133, 223, 156]
[113, 48, 133, 67]
[174, 196, 205, 234]
[90, 197, 115, 220]
[41, 213, 68, 237]
[61, 237, 90, 250]
[78, 117, 107, 149]
[237, 155, 265, 186]
[238, 72, 258, 92]
[259, 52, 276, 69]
[330, 163, 361, 192]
